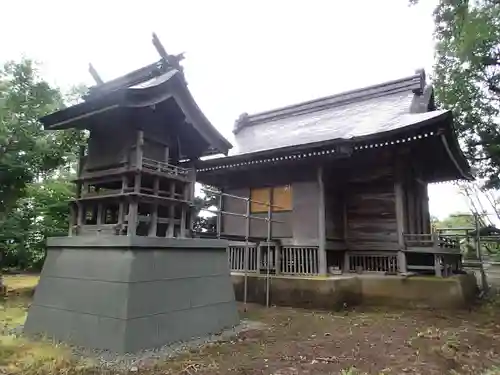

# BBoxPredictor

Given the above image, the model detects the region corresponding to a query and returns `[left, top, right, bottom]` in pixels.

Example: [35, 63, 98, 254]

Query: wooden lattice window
[250, 185, 292, 213]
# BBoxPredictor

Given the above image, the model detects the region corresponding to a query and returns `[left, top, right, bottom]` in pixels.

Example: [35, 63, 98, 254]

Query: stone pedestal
[24, 236, 239, 353]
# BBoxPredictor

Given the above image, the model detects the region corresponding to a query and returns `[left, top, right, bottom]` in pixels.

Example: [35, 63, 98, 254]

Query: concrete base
[24, 236, 239, 353]
[232, 273, 477, 310]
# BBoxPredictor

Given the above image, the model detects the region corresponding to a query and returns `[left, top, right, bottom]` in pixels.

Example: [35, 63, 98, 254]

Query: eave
[40, 70, 232, 156]
[196, 110, 473, 184]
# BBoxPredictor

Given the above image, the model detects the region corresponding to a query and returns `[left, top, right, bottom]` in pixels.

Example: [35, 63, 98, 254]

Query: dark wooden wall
[216, 148, 432, 250]
[344, 166, 399, 251]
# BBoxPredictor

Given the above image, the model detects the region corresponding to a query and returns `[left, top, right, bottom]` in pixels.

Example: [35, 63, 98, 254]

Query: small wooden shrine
[24, 34, 238, 353]
[41, 34, 231, 239]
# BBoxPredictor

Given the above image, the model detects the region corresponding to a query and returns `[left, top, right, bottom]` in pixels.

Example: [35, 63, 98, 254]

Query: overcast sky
[1, 0, 481, 220]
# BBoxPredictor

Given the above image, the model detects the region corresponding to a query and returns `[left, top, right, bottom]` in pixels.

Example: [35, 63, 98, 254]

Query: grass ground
[1, 275, 500, 374]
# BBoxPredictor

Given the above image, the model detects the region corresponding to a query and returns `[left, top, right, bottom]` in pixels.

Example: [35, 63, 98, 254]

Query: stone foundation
[24, 236, 239, 353]
[232, 273, 477, 309]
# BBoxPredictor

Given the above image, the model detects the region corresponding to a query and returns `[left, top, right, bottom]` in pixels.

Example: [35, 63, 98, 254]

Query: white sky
[0, 0, 479, 220]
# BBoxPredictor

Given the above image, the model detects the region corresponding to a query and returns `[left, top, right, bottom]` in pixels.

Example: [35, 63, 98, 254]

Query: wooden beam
[317, 165, 327, 275]
[88, 63, 104, 85]
[152, 32, 169, 60]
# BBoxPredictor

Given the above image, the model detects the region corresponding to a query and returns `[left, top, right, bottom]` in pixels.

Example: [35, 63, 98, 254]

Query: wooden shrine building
[40, 35, 232, 239]
[26, 35, 241, 352]
[195, 70, 472, 277]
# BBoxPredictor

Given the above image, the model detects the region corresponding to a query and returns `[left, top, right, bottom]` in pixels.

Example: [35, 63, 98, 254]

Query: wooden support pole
[317, 166, 327, 275]
[434, 254, 442, 277]
[136, 129, 144, 170]
[77, 145, 85, 177]
[180, 205, 186, 238]
[164, 146, 170, 164]
[134, 173, 141, 194]
[68, 203, 76, 236]
[343, 251, 350, 273]
[118, 200, 125, 229]
[121, 175, 128, 193]
[148, 204, 158, 237]
[76, 202, 84, 229]
[421, 183, 430, 234]
[127, 201, 138, 236]
[167, 182, 176, 237]
[395, 172, 407, 273]
[96, 203, 104, 225]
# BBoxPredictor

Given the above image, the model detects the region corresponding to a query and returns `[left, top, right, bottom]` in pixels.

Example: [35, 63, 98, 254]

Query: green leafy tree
[192, 187, 218, 233]
[0, 178, 73, 270]
[413, 0, 500, 188]
[0, 59, 84, 223]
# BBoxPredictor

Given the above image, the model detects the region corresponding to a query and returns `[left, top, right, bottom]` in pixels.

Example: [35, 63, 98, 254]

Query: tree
[0, 59, 84, 223]
[0, 179, 73, 270]
[427, 0, 500, 188]
[192, 187, 218, 234]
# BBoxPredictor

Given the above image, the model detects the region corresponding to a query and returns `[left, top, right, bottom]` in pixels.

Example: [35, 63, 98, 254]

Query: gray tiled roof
[230, 71, 439, 156]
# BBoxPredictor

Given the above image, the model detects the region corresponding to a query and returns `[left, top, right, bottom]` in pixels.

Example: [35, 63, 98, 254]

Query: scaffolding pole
[266, 204, 272, 308]
[200, 186, 283, 309]
[243, 198, 250, 311]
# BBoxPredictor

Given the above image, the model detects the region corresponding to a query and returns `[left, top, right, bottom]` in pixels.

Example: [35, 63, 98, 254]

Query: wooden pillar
[395, 166, 407, 273]
[317, 166, 327, 275]
[96, 203, 103, 225]
[121, 175, 128, 193]
[434, 254, 442, 277]
[68, 203, 76, 236]
[76, 202, 84, 229]
[164, 145, 170, 164]
[342, 190, 349, 274]
[127, 201, 138, 236]
[167, 182, 176, 237]
[76, 146, 85, 179]
[134, 174, 141, 193]
[407, 183, 416, 235]
[136, 129, 144, 170]
[343, 251, 350, 273]
[148, 205, 158, 237]
[421, 183, 430, 234]
[118, 200, 125, 229]
[148, 177, 160, 237]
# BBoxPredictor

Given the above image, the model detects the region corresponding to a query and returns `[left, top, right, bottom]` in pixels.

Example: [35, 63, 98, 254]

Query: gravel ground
[11, 320, 266, 372]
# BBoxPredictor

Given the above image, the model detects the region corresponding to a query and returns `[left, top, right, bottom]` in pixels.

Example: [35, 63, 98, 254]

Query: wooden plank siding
[345, 175, 399, 251]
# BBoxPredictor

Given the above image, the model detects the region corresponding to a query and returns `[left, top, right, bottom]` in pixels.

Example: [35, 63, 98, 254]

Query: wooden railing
[403, 233, 461, 252]
[228, 244, 320, 276]
[142, 158, 189, 177]
[228, 245, 258, 272]
[348, 252, 398, 273]
[279, 246, 319, 275]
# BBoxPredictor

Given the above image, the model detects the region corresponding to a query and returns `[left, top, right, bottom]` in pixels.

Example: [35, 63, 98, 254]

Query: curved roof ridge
[233, 70, 426, 134]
